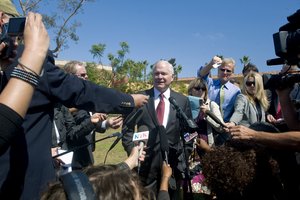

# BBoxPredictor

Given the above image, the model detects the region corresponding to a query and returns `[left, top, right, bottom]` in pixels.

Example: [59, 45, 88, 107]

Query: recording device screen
[7, 17, 26, 37]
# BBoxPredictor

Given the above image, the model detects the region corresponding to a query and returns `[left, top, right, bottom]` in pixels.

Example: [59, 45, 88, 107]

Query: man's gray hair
[63, 61, 85, 74]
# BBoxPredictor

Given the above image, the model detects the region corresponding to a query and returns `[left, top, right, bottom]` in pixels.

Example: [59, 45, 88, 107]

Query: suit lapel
[145, 88, 160, 125]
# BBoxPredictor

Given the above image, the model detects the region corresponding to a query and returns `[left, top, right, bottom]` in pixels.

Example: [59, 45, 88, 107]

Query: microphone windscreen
[159, 126, 169, 153]
[138, 125, 149, 132]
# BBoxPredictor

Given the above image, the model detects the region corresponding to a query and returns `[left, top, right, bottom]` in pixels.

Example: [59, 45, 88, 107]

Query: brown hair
[187, 78, 208, 102]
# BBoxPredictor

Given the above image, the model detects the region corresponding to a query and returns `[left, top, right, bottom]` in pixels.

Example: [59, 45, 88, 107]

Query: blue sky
[23, 0, 300, 78]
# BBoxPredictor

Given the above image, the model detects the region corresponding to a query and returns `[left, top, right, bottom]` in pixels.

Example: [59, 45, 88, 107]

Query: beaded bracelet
[18, 58, 44, 77]
[11, 68, 39, 87]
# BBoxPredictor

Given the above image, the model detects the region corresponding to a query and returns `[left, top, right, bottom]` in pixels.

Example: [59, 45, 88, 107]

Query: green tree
[240, 56, 251, 67]
[86, 62, 112, 87]
[16, 0, 95, 56]
[89, 43, 106, 64]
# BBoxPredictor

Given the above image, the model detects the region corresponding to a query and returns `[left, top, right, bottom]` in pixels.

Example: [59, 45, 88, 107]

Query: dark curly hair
[201, 140, 283, 200]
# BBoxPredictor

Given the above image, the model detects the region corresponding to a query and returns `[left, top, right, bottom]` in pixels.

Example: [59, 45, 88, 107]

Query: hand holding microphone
[132, 125, 149, 173]
[124, 146, 146, 170]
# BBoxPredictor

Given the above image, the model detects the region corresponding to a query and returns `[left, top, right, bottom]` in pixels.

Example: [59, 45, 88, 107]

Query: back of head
[85, 164, 154, 200]
[202, 140, 281, 200]
[41, 165, 155, 200]
[0, 0, 20, 17]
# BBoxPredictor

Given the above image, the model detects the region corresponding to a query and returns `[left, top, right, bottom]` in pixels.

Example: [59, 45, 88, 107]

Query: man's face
[218, 63, 234, 84]
[153, 61, 174, 93]
[75, 64, 88, 80]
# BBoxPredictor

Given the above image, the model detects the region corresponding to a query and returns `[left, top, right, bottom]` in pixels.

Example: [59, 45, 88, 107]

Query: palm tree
[240, 56, 251, 67]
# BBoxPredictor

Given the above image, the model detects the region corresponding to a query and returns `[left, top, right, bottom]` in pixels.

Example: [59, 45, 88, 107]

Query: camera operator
[0, 11, 49, 154]
[266, 64, 300, 130]
[276, 65, 300, 131]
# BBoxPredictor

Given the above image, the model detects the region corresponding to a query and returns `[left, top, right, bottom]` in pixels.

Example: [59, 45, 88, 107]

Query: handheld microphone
[205, 110, 227, 128]
[158, 125, 169, 165]
[133, 125, 149, 173]
[169, 97, 198, 132]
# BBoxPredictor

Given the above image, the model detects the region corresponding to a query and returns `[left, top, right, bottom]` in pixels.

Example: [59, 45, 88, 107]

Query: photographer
[276, 66, 300, 131]
[0, 1, 149, 199]
[0, 11, 49, 154]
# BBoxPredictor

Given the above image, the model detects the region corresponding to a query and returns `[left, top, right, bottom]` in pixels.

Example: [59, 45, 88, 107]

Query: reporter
[41, 146, 155, 200]
[0, 12, 49, 154]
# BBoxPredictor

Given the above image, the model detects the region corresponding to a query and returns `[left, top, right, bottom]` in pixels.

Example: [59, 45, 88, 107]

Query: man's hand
[106, 115, 123, 129]
[90, 113, 107, 124]
[131, 94, 149, 108]
[229, 125, 256, 140]
[124, 145, 146, 169]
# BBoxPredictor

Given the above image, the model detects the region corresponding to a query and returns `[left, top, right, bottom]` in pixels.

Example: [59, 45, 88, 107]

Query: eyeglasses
[245, 81, 255, 87]
[193, 87, 205, 91]
[219, 68, 232, 73]
[76, 73, 87, 78]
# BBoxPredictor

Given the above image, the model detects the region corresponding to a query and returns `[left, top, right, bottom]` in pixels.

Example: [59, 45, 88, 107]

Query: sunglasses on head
[219, 68, 232, 73]
[245, 81, 255, 87]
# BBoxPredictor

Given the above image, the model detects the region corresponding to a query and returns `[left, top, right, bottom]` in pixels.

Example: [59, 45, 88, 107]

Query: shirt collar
[154, 87, 171, 99]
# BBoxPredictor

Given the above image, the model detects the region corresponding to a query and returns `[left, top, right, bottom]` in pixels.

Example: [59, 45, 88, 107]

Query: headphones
[60, 170, 96, 200]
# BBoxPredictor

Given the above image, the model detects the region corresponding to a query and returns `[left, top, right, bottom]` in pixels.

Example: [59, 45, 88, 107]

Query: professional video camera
[0, 17, 25, 59]
[264, 9, 300, 90]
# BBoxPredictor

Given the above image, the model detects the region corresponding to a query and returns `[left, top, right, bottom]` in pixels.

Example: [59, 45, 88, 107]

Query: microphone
[132, 125, 149, 173]
[205, 110, 227, 128]
[104, 108, 145, 164]
[107, 108, 144, 153]
[122, 108, 144, 133]
[158, 125, 169, 165]
[169, 97, 198, 132]
[52, 132, 121, 159]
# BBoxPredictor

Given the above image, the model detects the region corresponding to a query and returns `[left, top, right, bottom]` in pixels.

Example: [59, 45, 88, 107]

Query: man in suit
[0, 2, 148, 199]
[62, 61, 123, 169]
[122, 60, 193, 199]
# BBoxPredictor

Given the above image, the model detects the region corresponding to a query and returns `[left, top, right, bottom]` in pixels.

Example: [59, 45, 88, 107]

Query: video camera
[0, 17, 25, 59]
[264, 9, 300, 90]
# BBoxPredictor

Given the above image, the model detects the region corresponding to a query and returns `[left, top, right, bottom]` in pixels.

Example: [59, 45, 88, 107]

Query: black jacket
[0, 48, 134, 200]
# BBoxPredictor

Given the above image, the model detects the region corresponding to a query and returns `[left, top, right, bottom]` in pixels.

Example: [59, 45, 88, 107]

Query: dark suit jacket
[0, 47, 134, 200]
[122, 87, 193, 188]
[69, 109, 106, 168]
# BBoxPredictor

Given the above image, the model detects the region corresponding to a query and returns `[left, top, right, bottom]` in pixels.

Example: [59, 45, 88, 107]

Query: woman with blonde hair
[227, 72, 269, 127]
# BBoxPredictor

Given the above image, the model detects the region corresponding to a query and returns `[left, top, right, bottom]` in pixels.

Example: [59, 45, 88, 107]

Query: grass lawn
[93, 128, 128, 165]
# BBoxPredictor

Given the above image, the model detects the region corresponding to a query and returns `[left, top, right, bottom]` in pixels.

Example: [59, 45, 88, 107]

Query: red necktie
[156, 93, 165, 125]
[275, 102, 282, 120]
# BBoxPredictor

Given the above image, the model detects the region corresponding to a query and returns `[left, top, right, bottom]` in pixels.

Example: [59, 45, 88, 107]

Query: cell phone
[7, 17, 26, 36]
[199, 98, 204, 106]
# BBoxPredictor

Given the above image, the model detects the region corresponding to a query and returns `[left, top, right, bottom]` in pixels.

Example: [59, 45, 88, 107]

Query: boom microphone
[133, 125, 149, 173]
[122, 108, 144, 132]
[103, 108, 145, 164]
[169, 97, 198, 132]
[205, 110, 227, 128]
